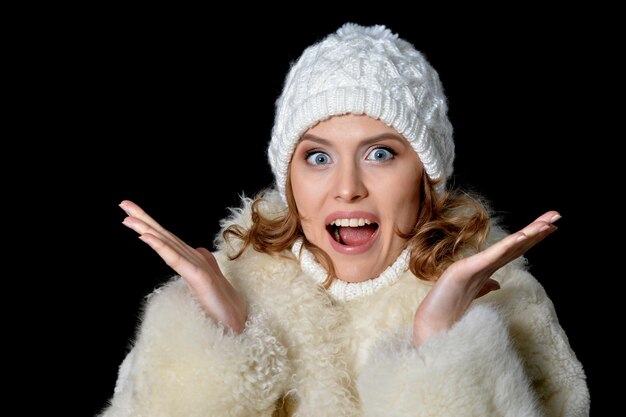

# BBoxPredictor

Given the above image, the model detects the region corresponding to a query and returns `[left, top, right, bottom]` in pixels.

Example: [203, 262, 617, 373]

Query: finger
[480, 218, 558, 273]
[505, 221, 558, 262]
[532, 210, 561, 225]
[122, 216, 170, 241]
[138, 233, 211, 290]
[504, 211, 560, 250]
[119, 200, 170, 235]
[123, 216, 199, 261]
[120, 200, 197, 253]
[196, 247, 219, 268]
[475, 278, 500, 298]
[506, 211, 560, 249]
[517, 213, 560, 241]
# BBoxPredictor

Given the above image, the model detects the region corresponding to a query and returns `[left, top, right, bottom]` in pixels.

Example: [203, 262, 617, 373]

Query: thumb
[196, 247, 218, 266]
[475, 278, 501, 299]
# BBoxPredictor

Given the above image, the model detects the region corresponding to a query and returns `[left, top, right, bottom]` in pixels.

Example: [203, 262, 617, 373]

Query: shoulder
[480, 244, 560, 338]
[214, 245, 299, 290]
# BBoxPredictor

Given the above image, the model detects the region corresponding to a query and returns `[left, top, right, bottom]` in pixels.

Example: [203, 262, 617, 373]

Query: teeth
[329, 218, 372, 227]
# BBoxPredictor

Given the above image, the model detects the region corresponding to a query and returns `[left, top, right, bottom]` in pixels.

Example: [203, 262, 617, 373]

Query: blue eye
[306, 151, 331, 166]
[367, 147, 395, 161]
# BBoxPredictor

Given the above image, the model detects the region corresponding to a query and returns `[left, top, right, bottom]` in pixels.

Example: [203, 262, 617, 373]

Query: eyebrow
[299, 132, 406, 147]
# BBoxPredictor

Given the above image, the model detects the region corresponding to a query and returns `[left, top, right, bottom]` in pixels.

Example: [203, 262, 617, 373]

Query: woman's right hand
[119, 200, 248, 334]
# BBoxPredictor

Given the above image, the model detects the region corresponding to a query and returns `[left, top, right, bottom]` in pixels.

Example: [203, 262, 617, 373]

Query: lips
[325, 211, 380, 255]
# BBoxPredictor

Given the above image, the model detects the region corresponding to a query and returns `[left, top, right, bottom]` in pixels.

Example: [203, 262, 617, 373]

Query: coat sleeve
[494, 268, 589, 417]
[97, 277, 290, 417]
[357, 265, 590, 417]
[357, 304, 545, 417]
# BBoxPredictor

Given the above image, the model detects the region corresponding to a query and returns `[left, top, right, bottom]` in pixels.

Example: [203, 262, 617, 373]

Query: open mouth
[326, 218, 380, 247]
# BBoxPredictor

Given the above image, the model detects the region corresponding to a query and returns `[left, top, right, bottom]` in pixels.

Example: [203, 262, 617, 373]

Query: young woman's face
[290, 114, 423, 282]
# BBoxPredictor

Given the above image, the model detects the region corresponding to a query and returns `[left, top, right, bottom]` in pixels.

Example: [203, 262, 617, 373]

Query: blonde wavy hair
[224, 169, 491, 286]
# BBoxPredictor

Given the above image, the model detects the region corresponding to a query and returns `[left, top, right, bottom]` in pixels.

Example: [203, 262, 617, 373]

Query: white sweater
[99, 192, 589, 416]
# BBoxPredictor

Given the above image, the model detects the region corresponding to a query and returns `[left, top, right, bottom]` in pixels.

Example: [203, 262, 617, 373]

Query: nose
[333, 160, 368, 202]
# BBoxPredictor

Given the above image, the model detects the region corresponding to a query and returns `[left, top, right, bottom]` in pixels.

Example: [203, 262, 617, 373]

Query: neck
[292, 239, 410, 301]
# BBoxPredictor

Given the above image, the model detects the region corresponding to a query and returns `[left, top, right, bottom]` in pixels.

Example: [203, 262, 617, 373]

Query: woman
[99, 23, 589, 416]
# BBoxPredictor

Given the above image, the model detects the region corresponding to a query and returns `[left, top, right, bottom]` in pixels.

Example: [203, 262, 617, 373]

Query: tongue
[338, 225, 377, 246]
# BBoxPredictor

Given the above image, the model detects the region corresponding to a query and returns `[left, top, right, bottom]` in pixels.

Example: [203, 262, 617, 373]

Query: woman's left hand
[412, 211, 561, 347]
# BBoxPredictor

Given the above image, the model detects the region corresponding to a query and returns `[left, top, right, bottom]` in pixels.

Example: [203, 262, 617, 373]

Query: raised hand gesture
[413, 211, 561, 346]
[120, 200, 247, 333]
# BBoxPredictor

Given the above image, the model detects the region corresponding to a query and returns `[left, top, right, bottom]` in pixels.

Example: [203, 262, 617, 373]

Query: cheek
[382, 170, 422, 229]
[292, 189, 320, 243]
[290, 166, 322, 233]
[398, 191, 421, 229]
[291, 168, 312, 214]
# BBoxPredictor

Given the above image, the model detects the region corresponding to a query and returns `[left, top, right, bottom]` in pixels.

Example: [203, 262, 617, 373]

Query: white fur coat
[99, 192, 589, 416]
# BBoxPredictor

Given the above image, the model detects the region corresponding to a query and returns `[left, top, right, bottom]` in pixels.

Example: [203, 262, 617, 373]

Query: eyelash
[303, 146, 397, 159]
[303, 149, 323, 159]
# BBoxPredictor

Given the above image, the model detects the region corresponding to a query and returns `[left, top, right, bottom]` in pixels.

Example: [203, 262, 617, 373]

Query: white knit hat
[268, 23, 454, 202]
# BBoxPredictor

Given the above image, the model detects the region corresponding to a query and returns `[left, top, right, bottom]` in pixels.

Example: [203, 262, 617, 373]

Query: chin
[333, 256, 384, 283]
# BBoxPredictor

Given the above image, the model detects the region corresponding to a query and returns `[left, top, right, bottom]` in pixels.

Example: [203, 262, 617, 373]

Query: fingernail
[550, 214, 561, 223]
[119, 202, 131, 215]
[517, 233, 527, 241]
[539, 224, 550, 232]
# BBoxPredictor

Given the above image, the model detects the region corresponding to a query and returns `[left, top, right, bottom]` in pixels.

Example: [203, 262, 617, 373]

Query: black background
[62, 10, 612, 416]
